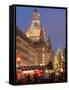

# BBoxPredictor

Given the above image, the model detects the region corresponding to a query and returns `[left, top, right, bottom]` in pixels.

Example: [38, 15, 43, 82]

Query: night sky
[16, 6, 66, 53]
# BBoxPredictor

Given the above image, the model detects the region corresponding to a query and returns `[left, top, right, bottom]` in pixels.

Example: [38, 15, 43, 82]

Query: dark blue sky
[16, 6, 66, 52]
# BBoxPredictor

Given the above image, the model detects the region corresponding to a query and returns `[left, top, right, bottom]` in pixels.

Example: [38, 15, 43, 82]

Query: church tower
[26, 8, 45, 43]
[32, 8, 40, 26]
[26, 8, 53, 66]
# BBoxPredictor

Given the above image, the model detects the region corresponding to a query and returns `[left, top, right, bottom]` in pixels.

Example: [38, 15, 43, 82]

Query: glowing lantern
[17, 50, 21, 64]
[17, 57, 21, 64]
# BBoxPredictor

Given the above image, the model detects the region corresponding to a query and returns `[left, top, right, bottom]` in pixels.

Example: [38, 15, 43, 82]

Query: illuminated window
[42, 48, 45, 50]
[42, 53, 46, 65]
[42, 53, 45, 57]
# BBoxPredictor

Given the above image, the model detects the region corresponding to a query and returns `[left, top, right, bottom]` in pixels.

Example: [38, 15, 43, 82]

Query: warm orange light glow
[45, 70, 49, 73]
[17, 57, 20, 61]
[23, 70, 34, 74]
[17, 57, 21, 64]
[55, 72, 59, 76]
[16, 71, 21, 80]
[60, 68, 63, 72]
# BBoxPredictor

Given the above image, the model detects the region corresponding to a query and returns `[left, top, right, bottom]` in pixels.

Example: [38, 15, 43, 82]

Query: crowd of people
[16, 69, 66, 84]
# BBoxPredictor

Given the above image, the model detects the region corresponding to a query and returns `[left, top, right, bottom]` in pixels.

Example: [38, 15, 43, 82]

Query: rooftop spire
[32, 8, 40, 21]
[34, 8, 38, 12]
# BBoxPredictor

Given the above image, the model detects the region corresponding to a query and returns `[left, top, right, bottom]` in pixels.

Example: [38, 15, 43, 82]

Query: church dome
[26, 8, 45, 42]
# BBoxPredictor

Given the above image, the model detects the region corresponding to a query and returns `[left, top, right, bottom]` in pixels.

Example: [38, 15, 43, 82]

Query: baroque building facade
[26, 9, 54, 66]
[16, 28, 37, 66]
[16, 8, 54, 68]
